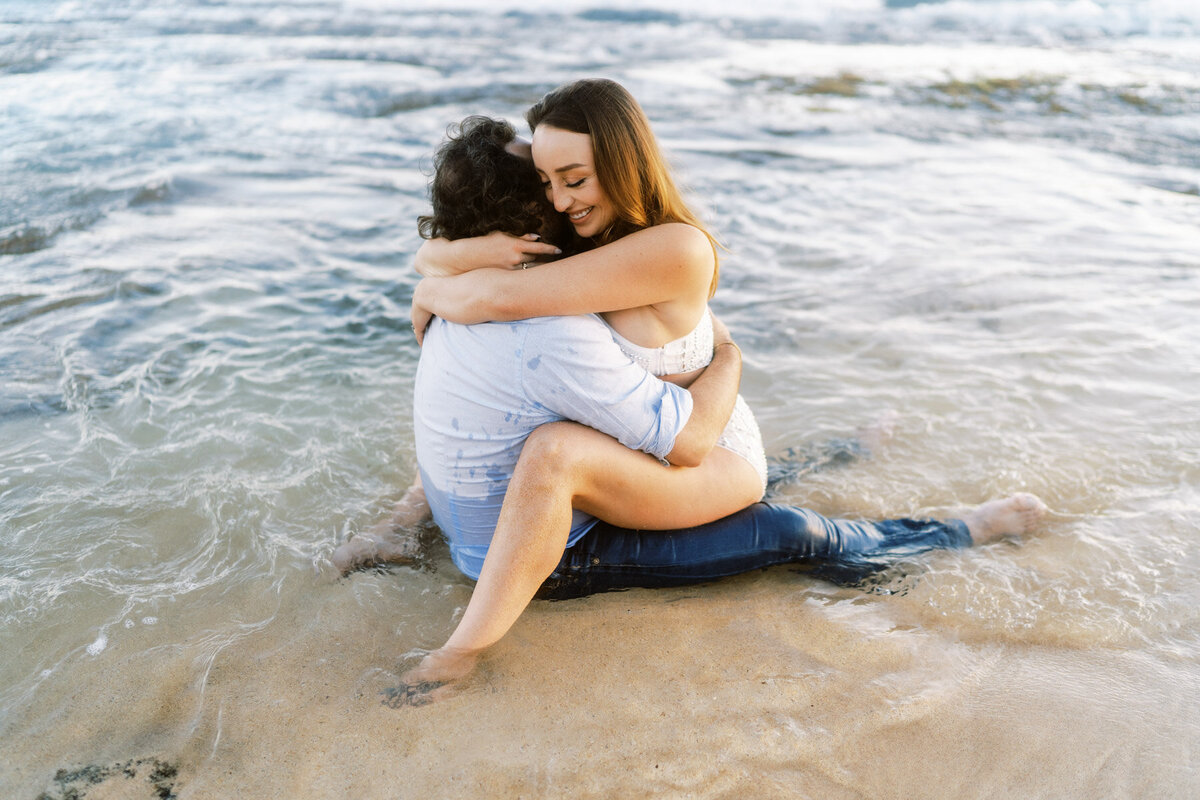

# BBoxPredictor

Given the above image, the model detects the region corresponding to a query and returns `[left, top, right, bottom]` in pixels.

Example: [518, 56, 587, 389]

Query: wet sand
[11, 554, 1197, 799]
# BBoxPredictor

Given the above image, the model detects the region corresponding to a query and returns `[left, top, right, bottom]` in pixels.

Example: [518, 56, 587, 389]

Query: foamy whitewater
[2, 0, 1198, 797]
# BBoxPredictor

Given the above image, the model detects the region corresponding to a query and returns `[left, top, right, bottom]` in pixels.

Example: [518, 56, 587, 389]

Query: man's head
[418, 116, 549, 241]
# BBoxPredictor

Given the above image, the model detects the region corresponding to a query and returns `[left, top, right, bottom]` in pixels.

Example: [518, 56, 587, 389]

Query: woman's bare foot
[332, 529, 420, 574]
[962, 493, 1047, 545]
[380, 646, 480, 708]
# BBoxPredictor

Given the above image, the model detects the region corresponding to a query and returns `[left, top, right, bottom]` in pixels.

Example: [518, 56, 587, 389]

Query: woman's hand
[484, 231, 561, 269]
[414, 232, 560, 277]
[411, 288, 435, 346]
[410, 269, 516, 333]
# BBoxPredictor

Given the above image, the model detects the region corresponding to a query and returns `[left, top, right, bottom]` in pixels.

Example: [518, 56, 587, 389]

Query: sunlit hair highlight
[526, 78, 721, 297]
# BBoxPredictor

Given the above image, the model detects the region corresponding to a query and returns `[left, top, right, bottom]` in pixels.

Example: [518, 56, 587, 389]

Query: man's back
[413, 314, 692, 579]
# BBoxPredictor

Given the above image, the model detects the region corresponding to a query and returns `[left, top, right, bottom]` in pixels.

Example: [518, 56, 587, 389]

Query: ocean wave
[722, 66, 1199, 172]
[577, 8, 683, 24]
[0, 203, 109, 253]
[1144, 177, 1200, 197]
[0, 173, 203, 257]
[0, 38, 59, 76]
[328, 81, 556, 118]
[370, 0, 1200, 44]
[0, 225, 58, 256]
[730, 69, 1197, 116]
[0, 272, 166, 334]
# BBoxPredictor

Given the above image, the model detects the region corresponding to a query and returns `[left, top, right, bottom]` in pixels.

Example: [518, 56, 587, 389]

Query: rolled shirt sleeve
[519, 315, 693, 460]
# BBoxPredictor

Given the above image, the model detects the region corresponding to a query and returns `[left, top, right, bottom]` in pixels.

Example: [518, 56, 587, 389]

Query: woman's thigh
[521, 421, 763, 530]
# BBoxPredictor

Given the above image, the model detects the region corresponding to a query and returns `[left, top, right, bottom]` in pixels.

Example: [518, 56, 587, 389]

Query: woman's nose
[550, 185, 571, 212]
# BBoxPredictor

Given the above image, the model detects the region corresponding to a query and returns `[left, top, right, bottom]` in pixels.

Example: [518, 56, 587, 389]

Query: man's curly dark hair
[418, 116, 548, 241]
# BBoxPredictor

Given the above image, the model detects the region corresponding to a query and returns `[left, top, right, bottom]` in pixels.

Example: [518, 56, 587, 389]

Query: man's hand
[331, 478, 429, 575]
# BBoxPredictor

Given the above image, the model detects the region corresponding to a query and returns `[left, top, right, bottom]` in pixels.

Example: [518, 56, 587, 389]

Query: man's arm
[525, 314, 741, 469]
[664, 318, 741, 467]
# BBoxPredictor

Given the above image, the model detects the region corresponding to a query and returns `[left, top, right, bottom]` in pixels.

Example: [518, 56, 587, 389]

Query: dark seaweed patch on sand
[35, 757, 179, 800]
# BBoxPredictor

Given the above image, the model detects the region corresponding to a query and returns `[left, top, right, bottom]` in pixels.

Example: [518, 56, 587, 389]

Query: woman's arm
[414, 223, 714, 325]
[663, 315, 741, 467]
[414, 232, 561, 278]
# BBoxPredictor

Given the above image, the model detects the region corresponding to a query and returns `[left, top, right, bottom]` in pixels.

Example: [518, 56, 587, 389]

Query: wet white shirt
[413, 314, 693, 580]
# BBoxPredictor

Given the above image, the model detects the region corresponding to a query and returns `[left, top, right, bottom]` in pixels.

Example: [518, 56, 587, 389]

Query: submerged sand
[10, 548, 1197, 799]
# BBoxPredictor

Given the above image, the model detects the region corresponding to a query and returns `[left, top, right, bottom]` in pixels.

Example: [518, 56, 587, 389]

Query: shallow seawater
[2, 0, 1199, 797]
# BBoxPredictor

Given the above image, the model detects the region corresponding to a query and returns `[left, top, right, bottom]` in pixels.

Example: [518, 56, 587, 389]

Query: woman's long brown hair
[526, 79, 721, 297]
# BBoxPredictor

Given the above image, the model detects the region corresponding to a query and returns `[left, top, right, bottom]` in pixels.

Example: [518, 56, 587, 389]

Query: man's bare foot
[381, 647, 479, 708]
[332, 529, 420, 574]
[962, 493, 1047, 545]
[335, 478, 431, 574]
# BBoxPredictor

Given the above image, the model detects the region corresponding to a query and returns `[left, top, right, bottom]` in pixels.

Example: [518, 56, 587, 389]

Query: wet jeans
[536, 502, 972, 600]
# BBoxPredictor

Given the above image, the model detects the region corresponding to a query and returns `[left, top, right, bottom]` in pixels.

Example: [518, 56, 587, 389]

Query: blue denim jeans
[536, 502, 971, 599]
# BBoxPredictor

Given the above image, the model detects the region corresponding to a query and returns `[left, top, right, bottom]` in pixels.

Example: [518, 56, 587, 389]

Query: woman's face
[531, 125, 615, 239]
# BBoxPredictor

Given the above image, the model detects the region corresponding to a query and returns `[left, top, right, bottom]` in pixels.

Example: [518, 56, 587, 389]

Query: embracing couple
[333, 78, 1046, 706]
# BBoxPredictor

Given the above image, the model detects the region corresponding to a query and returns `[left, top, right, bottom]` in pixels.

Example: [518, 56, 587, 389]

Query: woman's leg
[447, 422, 760, 643]
[394, 421, 762, 700]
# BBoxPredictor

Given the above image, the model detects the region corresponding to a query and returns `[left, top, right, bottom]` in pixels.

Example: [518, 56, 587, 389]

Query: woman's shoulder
[627, 221, 711, 250]
[621, 223, 715, 279]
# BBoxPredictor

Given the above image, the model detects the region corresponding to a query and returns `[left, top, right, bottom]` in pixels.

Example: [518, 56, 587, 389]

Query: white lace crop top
[608, 305, 768, 493]
[608, 307, 713, 377]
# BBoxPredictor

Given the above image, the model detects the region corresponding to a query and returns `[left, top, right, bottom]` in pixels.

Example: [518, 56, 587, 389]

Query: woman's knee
[515, 423, 594, 491]
[522, 422, 593, 471]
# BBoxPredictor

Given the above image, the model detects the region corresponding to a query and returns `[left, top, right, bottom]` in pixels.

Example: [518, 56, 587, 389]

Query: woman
[337, 105, 758, 698]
